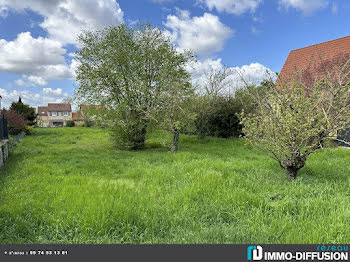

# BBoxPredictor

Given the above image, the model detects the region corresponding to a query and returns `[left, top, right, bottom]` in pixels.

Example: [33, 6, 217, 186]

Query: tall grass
[0, 127, 349, 244]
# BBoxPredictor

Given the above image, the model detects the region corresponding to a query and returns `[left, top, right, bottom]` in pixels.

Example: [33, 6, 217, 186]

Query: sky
[0, 0, 349, 110]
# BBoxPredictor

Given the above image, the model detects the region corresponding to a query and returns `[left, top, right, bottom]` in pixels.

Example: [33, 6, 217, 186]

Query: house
[37, 103, 72, 127]
[72, 112, 84, 127]
[279, 35, 350, 86]
[279, 35, 350, 145]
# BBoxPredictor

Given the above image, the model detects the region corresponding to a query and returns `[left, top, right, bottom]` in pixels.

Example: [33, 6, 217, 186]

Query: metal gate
[0, 115, 8, 140]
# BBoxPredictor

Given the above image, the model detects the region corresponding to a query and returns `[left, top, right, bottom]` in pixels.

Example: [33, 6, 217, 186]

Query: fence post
[4, 117, 8, 139]
[0, 145, 3, 168]
[0, 115, 3, 140]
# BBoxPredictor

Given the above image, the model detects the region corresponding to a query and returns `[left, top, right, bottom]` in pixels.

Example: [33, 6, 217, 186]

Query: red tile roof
[47, 103, 72, 112]
[279, 36, 350, 85]
[37, 103, 72, 115]
[72, 112, 83, 120]
[37, 106, 48, 116]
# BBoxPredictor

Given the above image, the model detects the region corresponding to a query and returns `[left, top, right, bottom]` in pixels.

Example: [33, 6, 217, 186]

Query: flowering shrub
[1, 109, 29, 135]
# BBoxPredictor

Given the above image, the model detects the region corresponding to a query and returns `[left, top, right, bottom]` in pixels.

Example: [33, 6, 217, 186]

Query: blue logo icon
[247, 246, 263, 260]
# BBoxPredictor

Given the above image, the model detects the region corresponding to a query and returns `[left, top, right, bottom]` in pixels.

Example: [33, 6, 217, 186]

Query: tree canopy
[241, 56, 350, 179]
[75, 23, 194, 149]
[10, 97, 36, 126]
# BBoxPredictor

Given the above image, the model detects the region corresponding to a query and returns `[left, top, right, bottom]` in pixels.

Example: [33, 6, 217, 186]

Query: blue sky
[0, 0, 348, 109]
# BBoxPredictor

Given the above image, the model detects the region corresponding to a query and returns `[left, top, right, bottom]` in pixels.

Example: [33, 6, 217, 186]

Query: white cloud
[15, 75, 48, 87]
[43, 87, 68, 97]
[0, 32, 76, 81]
[14, 79, 26, 87]
[197, 0, 262, 15]
[278, 0, 328, 15]
[28, 76, 48, 86]
[0, 32, 65, 74]
[186, 58, 224, 82]
[164, 9, 233, 56]
[0, 0, 124, 45]
[186, 58, 276, 94]
[0, 88, 65, 109]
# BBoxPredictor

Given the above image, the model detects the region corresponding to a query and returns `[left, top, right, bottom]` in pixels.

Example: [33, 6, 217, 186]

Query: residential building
[279, 35, 350, 86]
[37, 103, 72, 127]
[279, 35, 350, 145]
[72, 112, 84, 127]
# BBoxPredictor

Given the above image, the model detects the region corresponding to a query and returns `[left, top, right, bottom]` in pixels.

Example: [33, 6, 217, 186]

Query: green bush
[193, 81, 272, 139]
[66, 120, 75, 127]
[10, 97, 36, 126]
[194, 97, 242, 139]
[25, 126, 34, 135]
[207, 97, 242, 138]
[110, 120, 147, 150]
[83, 120, 95, 127]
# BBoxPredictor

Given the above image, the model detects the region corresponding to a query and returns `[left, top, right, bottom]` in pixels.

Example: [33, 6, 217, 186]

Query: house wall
[38, 112, 73, 127]
[37, 116, 49, 127]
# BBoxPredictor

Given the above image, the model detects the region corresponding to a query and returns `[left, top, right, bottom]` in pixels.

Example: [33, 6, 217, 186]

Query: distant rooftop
[37, 103, 72, 114]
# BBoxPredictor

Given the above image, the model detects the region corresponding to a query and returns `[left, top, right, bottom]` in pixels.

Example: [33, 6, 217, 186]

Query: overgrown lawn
[0, 127, 349, 243]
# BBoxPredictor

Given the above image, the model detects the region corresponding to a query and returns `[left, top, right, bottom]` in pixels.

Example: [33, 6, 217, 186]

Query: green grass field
[0, 127, 349, 244]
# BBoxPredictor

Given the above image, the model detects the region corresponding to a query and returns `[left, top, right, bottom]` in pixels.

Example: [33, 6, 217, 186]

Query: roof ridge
[291, 35, 350, 53]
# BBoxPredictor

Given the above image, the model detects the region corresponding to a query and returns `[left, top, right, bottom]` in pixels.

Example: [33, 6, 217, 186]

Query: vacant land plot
[0, 128, 349, 244]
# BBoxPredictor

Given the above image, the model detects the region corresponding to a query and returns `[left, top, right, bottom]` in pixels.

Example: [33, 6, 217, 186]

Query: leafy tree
[192, 67, 271, 139]
[234, 80, 273, 115]
[203, 66, 233, 97]
[241, 56, 350, 179]
[158, 80, 196, 153]
[193, 95, 212, 139]
[10, 97, 36, 125]
[206, 96, 242, 138]
[193, 66, 233, 139]
[75, 23, 194, 149]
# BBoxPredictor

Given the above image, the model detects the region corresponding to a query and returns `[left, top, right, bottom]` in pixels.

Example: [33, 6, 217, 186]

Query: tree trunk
[285, 167, 298, 180]
[283, 156, 306, 180]
[131, 125, 147, 150]
[199, 131, 206, 140]
[172, 130, 179, 153]
[129, 108, 148, 150]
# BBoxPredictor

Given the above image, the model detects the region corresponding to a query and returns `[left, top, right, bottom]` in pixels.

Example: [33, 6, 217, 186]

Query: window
[63, 112, 70, 116]
[50, 112, 58, 116]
